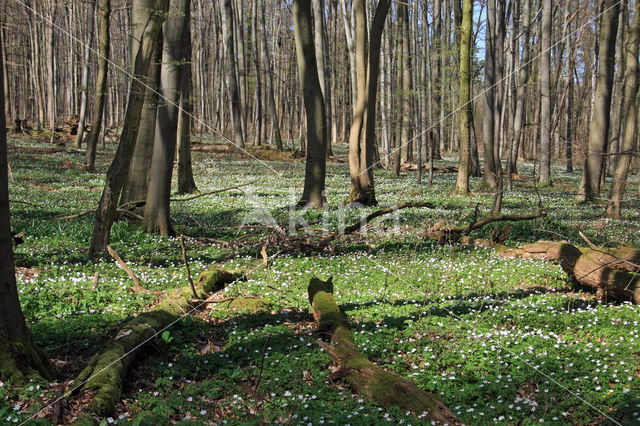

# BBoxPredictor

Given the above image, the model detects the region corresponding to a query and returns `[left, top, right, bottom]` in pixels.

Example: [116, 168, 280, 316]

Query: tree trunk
[177, 11, 198, 195]
[455, 0, 473, 194]
[120, 26, 163, 205]
[220, 0, 244, 148]
[143, 0, 190, 237]
[89, 0, 168, 257]
[74, 0, 98, 148]
[483, 0, 498, 188]
[400, 2, 412, 164]
[579, 0, 619, 202]
[260, 1, 283, 151]
[47, 0, 56, 144]
[539, 0, 552, 185]
[608, 5, 626, 177]
[0, 43, 55, 382]
[606, 0, 640, 218]
[84, 0, 111, 171]
[293, 0, 327, 208]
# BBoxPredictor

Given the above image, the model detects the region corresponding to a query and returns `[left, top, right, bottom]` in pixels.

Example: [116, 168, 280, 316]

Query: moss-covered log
[70, 268, 243, 423]
[307, 278, 460, 424]
[502, 241, 640, 304]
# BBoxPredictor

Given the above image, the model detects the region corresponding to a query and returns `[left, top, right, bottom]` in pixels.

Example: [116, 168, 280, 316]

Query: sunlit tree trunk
[539, 0, 552, 185]
[74, 0, 97, 148]
[143, 0, 191, 236]
[89, 0, 168, 257]
[0, 41, 55, 382]
[455, 0, 472, 194]
[220, 0, 244, 148]
[260, 1, 283, 151]
[84, 0, 111, 171]
[579, 0, 619, 202]
[606, 1, 639, 218]
[293, 0, 327, 208]
[176, 10, 198, 195]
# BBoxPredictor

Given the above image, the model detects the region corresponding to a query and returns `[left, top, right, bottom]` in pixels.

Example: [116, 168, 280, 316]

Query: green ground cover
[2, 136, 640, 424]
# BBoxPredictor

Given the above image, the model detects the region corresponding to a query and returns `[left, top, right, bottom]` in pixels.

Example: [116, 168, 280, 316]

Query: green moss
[0, 334, 56, 382]
[226, 297, 271, 312]
[195, 268, 243, 295]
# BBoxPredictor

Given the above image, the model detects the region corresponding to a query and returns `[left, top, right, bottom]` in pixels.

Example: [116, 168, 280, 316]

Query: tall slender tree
[293, 0, 327, 208]
[89, 0, 168, 257]
[0, 40, 55, 382]
[606, 1, 640, 217]
[84, 0, 111, 171]
[579, 0, 620, 202]
[455, 0, 473, 194]
[143, 0, 191, 236]
[539, 0, 552, 185]
[220, 0, 244, 149]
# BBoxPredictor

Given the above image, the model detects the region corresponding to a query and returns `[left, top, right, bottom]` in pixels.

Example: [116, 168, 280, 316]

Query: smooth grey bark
[220, 0, 244, 148]
[313, 0, 333, 156]
[606, 1, 640, 218]
[346, 0, 389, 206]
[260, 1, 282, 151]
[293, 0, 327, 208]
[251, 0, 263, 146]
[47, 0, 56, 144]
[455, 0, 473, 194]
[120, 28, 163, 205]
[608, 5, 626, 177]
[89, 0, 168, 257]
[483, 0, 498, 188]
[0, 40, 55, 382]
[579, 0, 620, 202]
[75, 0, 98, 148]
[539, 0, 552, 185]
[176, 11, 198, 195]
[143, 0, 190, 236]
[84, 0, 111, 171]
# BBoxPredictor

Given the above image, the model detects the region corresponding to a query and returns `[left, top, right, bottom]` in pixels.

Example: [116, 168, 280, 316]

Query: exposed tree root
[307, 278, 461, 424]
[500, 241, 640, 304]
[68, 268, 243, 422]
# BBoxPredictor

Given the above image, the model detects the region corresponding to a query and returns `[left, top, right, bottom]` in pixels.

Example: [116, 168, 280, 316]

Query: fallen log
[69, 268, 243, 423]
[307, 277, 460, 424]
[424, 211, 546, 244]
[501, 241, 640, 304]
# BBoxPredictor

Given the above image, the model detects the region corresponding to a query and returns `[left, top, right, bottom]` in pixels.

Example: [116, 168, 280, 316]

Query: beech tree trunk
[120, 0, 164, 205]
[89, 0, 168, 257]
[539, 0, 552, 185]
[606, 0, 640, 218]
[84, 0, 111, 171]
[293, 0, 327, 208]
[143, 0, 190, 236]
[455, 0, 473, 195]
[0, 43, 55, 382]
[579, 0, 619, 202]
[74, 0, 97, 148]
[176, 11, 198, 195]
[220, 0, 244, 149]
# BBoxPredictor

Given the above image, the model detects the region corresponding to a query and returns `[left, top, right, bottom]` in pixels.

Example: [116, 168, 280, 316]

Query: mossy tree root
[307, 278, 461, 424]
[69, 268, 243, 422]
[502, 241, 640, 304]
[0, 333, 56, 383]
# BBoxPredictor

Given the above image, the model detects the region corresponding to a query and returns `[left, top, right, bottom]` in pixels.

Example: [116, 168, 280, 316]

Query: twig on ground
[106, 245, 144, 292]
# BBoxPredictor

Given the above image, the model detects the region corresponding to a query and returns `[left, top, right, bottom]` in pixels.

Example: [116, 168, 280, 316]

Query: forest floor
[2, 134, 640, 425]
